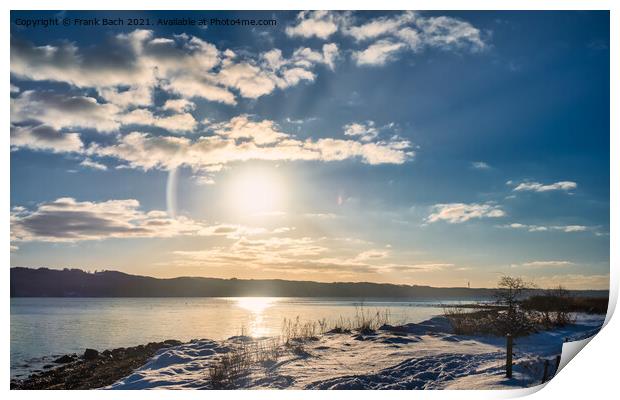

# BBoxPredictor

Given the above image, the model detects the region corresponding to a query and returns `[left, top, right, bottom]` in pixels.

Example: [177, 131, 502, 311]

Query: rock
[43, 364, 54, 369]
[83, 349, 99, 360]
[53, 354, 75, 364]
[163, 339, 182, 346]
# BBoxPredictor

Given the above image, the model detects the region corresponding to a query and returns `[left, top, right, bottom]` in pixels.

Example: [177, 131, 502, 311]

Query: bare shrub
[208, 338, 280, 387]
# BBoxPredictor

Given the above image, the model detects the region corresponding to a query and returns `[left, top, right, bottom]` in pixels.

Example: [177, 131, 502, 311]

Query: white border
[3, 2, 616, 399]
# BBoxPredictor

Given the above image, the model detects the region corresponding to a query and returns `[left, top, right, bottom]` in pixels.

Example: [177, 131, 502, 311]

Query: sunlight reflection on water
[234, 297, 278, 337]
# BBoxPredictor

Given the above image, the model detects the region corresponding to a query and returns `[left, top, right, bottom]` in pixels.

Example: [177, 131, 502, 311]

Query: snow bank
[107, 314, 604, 390]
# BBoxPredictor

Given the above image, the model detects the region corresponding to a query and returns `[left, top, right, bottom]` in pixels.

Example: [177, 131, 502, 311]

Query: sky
[10, 11, 610, 289]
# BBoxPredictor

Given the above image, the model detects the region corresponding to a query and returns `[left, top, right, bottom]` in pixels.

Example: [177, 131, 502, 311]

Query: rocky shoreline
[11, 340, 182, 390]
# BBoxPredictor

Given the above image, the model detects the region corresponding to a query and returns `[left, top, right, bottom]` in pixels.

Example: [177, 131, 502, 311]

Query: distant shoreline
[10, 267, 609, 298]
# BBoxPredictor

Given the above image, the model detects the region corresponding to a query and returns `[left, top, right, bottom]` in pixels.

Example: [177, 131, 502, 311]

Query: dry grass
[208, 305, 393, 387]
[208, 338, 280, 388]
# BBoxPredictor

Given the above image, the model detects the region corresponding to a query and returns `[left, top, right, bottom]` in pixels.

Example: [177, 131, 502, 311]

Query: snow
[107, 313, 604, 390]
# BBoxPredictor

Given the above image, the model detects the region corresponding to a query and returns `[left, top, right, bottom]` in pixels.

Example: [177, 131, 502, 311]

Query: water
[10, 297, 473, 378]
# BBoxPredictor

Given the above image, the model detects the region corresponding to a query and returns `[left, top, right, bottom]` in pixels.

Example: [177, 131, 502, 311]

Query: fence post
[506, 334, 513, 378]
[542, 359, 550, 383]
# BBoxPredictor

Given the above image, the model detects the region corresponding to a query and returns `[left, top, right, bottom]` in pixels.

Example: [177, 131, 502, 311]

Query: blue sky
[10, 11, 609, 288]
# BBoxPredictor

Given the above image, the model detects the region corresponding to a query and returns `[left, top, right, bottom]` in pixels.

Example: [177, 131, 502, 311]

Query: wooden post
[506, 334, 513, 378]
[542, 359, 549, 383]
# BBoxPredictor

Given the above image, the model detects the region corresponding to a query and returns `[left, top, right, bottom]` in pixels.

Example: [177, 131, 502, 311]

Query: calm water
[10, 297, 471, 377]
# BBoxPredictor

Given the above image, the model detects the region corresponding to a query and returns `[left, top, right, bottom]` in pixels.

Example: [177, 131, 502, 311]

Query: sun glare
[235, 297, 278, 337]
[227, 168, 285, 215]
[236, 297, 276, 314]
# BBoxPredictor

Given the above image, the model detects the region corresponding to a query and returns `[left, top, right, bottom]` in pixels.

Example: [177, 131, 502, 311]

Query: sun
[227, 168, 285, 215]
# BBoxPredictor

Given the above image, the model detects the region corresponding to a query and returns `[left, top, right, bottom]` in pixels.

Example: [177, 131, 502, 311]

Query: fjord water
[10, 297, 467, 377]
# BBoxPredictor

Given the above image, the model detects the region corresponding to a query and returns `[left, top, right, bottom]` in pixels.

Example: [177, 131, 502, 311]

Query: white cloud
[212, 115, 288, 145]
[471, 161, 491, 169]
[427, 202, 506, 224]
[10, 197, 272, 243]
[416, 16, 486, 52]
[519, 260, 574, 268]
[353, 40, 405, 66]
[12, 89, 199, 134]
[80, 158, 107, 171]
[10, 124, 83, 153]
[163, 98, 196, 112]
[11, 90, 121, 131]
[285, 11, 340, 39]
[98, 86, 152, 108]
[347, 12, 487, 66]
[11, 30, 339, 108]
[88, 115, 414, 172]
[120, 108, 197, 132]
[343, 121, 379, 142]
[345, 11, 416, 41]
[512, 181, 577, 192]
[502, 223, 590, 233]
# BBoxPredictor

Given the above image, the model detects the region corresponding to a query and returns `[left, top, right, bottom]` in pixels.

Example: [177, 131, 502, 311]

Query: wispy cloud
[80, 158, 107, 171]
[501, 223, 590, 233]
[510, 180, 577, 193]
[516, 260, 574, 268]
[471, 161, 491, 170]
[347, 12, 487, 66]
[427, 202, 505, 224]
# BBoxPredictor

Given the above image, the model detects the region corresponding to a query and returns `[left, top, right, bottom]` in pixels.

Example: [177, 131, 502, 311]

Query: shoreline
[11, 340, 182, 390]
[11, 314, 605, 390]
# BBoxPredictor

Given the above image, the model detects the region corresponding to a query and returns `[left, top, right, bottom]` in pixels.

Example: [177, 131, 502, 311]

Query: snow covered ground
[107, 314, 604, 390]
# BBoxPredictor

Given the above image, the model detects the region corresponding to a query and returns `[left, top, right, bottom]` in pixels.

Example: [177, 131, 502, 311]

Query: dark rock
[83, 349, 99, 360]
[12, 339, 183, 390]
[43, 364, 54, 369]
[53, 354, 75, 364]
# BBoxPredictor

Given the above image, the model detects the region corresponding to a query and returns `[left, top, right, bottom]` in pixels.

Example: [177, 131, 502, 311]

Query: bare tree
[494, 276, 535, 335]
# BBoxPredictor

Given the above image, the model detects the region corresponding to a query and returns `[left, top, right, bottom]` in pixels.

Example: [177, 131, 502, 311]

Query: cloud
[353, 40, 405, 66]
[416, 16, 486, 52]
[11, 90, 121, 131]
[343, 121, 380, 142]
[519, 260, 574, 268]
[99, 86, 152, 108]
[12, 89, 199, 134]
[285, 11, 340, 39]
[11, 30, 339, 108]
[471, 161, 491, 170]
[511, 180, 577, 193]
[10, 124, 83, 153]
[347, 12, 487, 66]
[10, 197, 273, 243]
[345, 11, 416, 41]
[173, 236, 448, 275]
[163, 98, 196, 112]
[120, 108, 198, 132]
[527, 274, 609, 290]
[87, 116, 414, 172]
[502, 223, 590, 233]
[211, 115, 288, 145]
[427, 202, 506, 224]
[80, 158, 107, 171]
